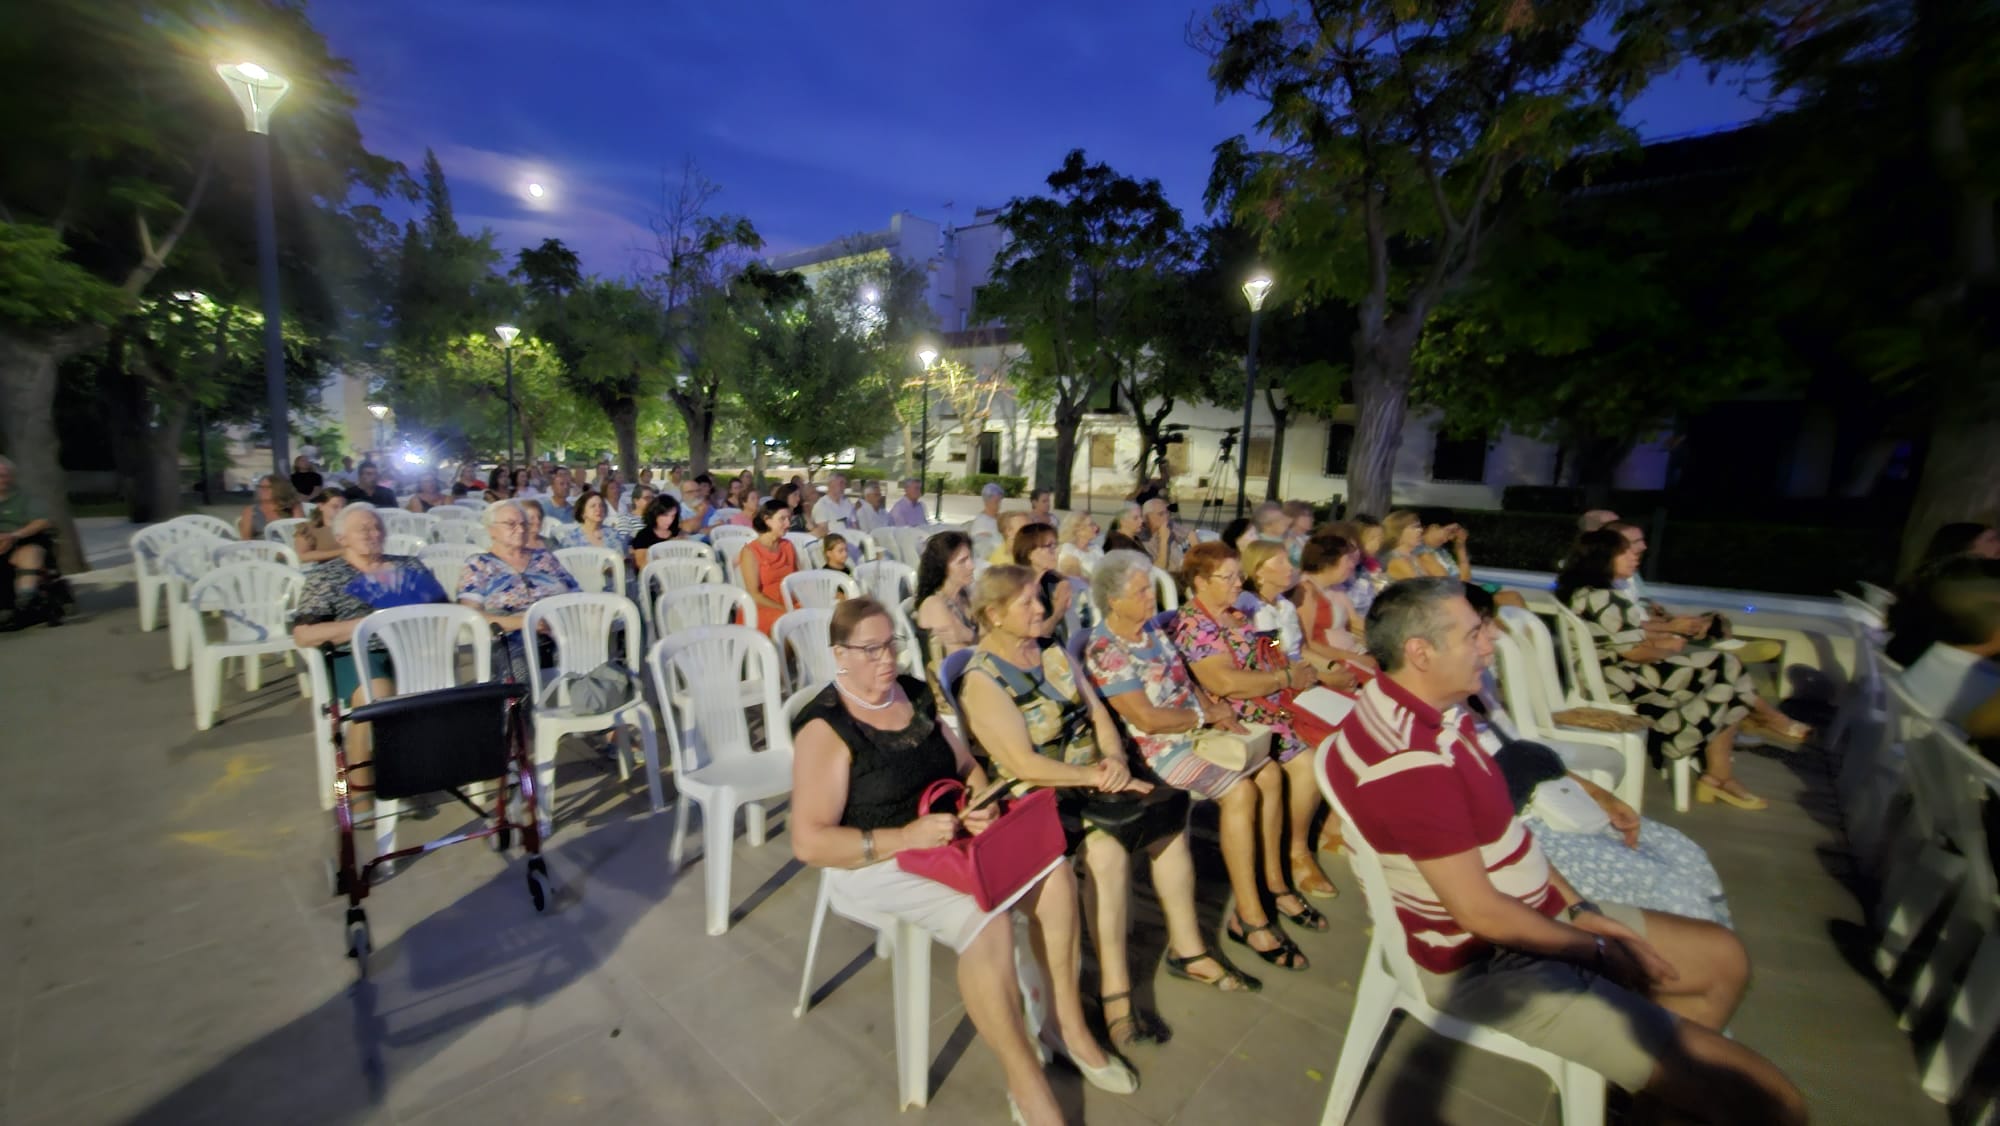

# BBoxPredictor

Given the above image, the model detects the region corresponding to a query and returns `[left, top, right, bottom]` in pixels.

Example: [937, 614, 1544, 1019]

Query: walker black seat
[351, 681, 528, 801]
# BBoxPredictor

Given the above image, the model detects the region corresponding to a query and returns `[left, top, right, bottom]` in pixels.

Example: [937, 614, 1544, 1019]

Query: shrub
[959, 474, 1027, 498]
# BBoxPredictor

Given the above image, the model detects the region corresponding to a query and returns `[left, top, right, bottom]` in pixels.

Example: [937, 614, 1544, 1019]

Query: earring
[836, 667, 848, 677]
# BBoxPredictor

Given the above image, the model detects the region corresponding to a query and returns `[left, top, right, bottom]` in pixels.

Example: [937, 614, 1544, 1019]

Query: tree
[1199, 0, 1710, 516]
[646, 160, 765, 474]
[525, 273, 673, 478]
[978, 150, 1185, 507]
[1110, 230, 1232, 489]
[804, 253, 937, 475]
[738, 291, 896, 476]
[0, 0, 397, 570]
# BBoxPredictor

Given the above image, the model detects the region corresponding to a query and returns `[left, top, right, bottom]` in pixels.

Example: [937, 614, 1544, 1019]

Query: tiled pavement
[0, 587, 1951, 1124]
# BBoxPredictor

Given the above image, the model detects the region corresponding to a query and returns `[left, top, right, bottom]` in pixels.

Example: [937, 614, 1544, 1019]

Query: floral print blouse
[1170, 601, 1305, 759]
[455, 548, 580, 615]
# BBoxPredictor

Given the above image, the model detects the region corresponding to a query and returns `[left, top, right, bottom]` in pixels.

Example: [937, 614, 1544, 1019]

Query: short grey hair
[1365, 577, 1464, 672]
[333, 501, 383, 539]
[1091, 549, 1154, 617]
[902, 476, 922, 489]
[980, 482, 1005, 500]
[482, 497, 532, 527]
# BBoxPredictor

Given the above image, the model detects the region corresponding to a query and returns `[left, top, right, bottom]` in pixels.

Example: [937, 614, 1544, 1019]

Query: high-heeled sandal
[1101, 991, 1171, 1047]
[1164, 948, 1261, 993]
[1697, 774, 1768, 810]
[1226, 914, 1309, 971]
[1290, 855, 1339, 900]
[1272, 890, 1329, 932]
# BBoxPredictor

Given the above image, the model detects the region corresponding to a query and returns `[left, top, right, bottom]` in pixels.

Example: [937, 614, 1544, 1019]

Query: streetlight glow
[367, 403, 390, 420]
[215, 61, 291, 134]
[235, 62, 270, 80]
[862, 287, 881, 305]
[1241, 274, 1274, 312]
[217, 57, 294, 477]
[917, 348, 938, 369]
[495, 324, 521, 346]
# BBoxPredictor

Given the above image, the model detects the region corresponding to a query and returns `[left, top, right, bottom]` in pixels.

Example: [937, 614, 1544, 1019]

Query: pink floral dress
[1170, 601, 1309, 763]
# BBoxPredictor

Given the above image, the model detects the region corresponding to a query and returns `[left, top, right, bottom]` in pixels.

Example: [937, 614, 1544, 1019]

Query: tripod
[1194, 431, 1240, 531]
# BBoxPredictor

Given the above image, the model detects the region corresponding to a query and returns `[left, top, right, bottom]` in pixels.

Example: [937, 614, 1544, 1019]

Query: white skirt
[824, 856, 1063, 953]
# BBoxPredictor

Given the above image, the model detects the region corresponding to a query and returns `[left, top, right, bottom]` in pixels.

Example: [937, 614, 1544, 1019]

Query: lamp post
[495, 324, 521, 470]
[1236, 273, 1273, 518]
[917, 347, 938, 519]
[367, 402, 391, 455]
[216, 61, 293, 478]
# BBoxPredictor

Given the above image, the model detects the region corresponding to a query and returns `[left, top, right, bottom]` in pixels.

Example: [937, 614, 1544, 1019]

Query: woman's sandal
[1291, 855, 1340, 900]
[1164, 948, 1262, 993]
[1101, 991, 1172, 1047]
[1226, 914, 1310, 971]
[1697, 774, 1769, 811]
[1272, 890, 1329, 932]
[1746, 714, 1811, 750]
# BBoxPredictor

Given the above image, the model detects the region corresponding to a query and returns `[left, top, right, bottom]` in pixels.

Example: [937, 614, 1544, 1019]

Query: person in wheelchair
[0, 457, 70, 629]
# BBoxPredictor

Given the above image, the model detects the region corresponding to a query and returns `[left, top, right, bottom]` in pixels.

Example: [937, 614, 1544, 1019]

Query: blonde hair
[970, 564, 1036, 632]
[260, 474, 299, 510]
[1239, 539, 1292, 598]
[1382, 510, 1422, 552]
[1058, 511, 1095, 545]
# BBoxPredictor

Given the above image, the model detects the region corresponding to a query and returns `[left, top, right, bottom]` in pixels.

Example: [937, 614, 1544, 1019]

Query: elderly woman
[1378, 510, 1427, 578]
[1012, 522, 1073, 641]
[792, 599, 1113, 1125]
[1558, 529, 1804, 811]
[294, 492, 348, 564]
[959, 566, 1188, 1077]
[914, 531, 977, 694]
[458, 498, 581, 681]
[629, 496, 684, 569]
[405, 471, 450, 513]
[289, 503, 449, 812]
[739, 499, 799, 634]
[570, 492, 630, 560]
[1055, 512, 1103, 579]
[1084, 550, 1288, 987]
[1172, 541, 1341, 929]
[238, 474, 304, 541]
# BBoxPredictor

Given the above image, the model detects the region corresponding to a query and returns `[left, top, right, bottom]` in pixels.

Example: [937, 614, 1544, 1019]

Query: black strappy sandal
[1164, 948, 1261, 993]
[1226, 914, 1310, 971]
[1101, 991, 1172, 1047]
[1272, 890, 1329, 932]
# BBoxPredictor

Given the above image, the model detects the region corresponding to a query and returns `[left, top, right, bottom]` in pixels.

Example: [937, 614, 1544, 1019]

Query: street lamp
[216, 60, 293, 478]
[917, 347, 939, 519]
[1236, 273, 1273, 518]
[495, 324, 521, 470]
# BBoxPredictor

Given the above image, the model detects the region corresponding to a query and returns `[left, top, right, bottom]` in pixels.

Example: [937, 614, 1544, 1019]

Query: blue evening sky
[312, 0, 1765, 276]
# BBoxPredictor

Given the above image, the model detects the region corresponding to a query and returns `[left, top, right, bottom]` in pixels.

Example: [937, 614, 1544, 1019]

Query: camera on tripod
[1160, 424, 1190, 446]
[1217, 426, 1241, 458]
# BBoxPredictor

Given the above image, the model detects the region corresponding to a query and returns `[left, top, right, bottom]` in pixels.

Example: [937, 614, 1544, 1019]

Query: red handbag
[896, 779, 1065, 910]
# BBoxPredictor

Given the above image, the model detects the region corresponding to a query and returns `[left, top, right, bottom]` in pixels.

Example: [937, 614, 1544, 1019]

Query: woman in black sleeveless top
[790, 598, 1116, 1126]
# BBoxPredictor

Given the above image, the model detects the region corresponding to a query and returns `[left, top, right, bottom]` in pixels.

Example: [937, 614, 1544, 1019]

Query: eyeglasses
[837, 637, 906, 663]
[492, 519, 528, 529]
[1212, 570, 1245, 586]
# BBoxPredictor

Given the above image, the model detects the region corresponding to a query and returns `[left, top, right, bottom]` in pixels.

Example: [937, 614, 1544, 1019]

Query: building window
[1324, 423, 1354, 477]
[1090, 433, 1117, 469]
[1165, 439, 1189, 479]
[1431, 431, 1489, 484]
[1244, 435, 1274, 478]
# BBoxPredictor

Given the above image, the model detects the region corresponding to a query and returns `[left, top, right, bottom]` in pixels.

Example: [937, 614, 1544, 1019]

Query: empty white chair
[655, 583, 754, 635]
[381, 533, 427, 557]
[554, 546, 623, 594]
[522, 592, 663, 834]
[214, 540, 300, 570]
[132, 522, 221, 632]
[187, 562, 305, 731]
[841, 527, 883, 561]
[169, 513, 237, 540]
[429, 504, 475, 523]
[646, 626, 796, 936]
[432, 521, 492, 548]
[709, 526, 757, 584]
[379, 510, 434, 543]
[265, 517, 308, 546]
[771, 607, 837, 695]
[1495, 607, 1647, 811]
[164, 540, 223, 671]
[1312, 741, 1607, 1126]
[639, 557, 726, 640]
[1546, 604, 1687, 811]
[1150, 566, 1179, 611]
[781, 568, 861, 612]
[644, 540, 719, 567]
[455, 496, 489, 512]
[418, 543, 480, 597]
[855, 559, 916, 607]
[784, 531, 824, 570]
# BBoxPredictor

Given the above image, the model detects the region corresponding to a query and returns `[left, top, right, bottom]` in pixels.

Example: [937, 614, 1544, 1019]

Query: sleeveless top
[743, 537, 798, 633]
[964, 643, 1099, 771]
[793, 675, 957, 831]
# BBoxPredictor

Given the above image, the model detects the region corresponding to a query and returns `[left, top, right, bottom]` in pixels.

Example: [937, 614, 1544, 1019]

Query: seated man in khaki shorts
[1327, 578, 1807, 1124]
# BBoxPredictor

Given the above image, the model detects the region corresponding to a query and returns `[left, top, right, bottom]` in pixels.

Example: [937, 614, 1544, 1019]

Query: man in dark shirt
[342, 461, 398, 508]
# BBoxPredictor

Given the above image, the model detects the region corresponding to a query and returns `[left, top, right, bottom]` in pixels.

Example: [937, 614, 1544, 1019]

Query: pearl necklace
[836, 680, 900, 712]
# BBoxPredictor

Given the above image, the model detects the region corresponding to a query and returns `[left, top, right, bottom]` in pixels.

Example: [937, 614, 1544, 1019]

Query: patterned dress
[1170, 601, 1309, 763]
[1083, 621, 1250, 799]
[1569, 586, 1756, 760]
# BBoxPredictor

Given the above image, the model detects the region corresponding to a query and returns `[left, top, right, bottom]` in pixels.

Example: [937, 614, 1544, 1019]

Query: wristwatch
[1566, 900, 1602, 922]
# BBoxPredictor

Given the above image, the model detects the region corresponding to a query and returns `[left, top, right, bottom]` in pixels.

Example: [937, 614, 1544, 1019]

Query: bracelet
[860, 828, 876, 864]
[1192, 700, 1208, 728]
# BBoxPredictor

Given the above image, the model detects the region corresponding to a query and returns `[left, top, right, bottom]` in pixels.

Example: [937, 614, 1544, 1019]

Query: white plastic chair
[432, 521, 492, 548]
[164, 540, 224, 671]
[214, 539, 301, 570]
[781, 568, 861, 612]
[784, 531, 824, 570]
[379, 510, 434, 543]
[1312, 741, 1607, 1126]
[430, 504, 475, 522]
[771, 608, 837, 695]
[646, 626, 796, 936]
[169, 513, 237, 540]
[1495, 607, 1647, 811]
[554, 545, 623, 594]
[132, 522, 221, 633]
[296, 645, 340, 810]
[1546, 604, 1689, 811]
[655, 583, 754, 635]
[187, 562, 305, 731]
[639, 557, 726, 640]
[418, 543, 480, 598]
[841, 527, 883, 562]
[380, 533, 425, 558]
[709, 526, 757, 584]
[265, 517, 308, 546]
[644, 539, 719, 567]
[1151, 566, 1179, 611]
[522, 592, 663, 835]
[855, 559, 916, 607]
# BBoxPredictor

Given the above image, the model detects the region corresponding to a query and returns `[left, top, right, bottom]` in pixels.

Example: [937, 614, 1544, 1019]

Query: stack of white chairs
[187, 562, 305, 731]
[132, 521, 225, 633]
[522, 592, 663, 835]
[646, 626, 795, 936]
[1494, 606, 1647, 810]
[418, 543, 480, 597]
[781, 568, 861, 612]
[554, 545, 623, 595]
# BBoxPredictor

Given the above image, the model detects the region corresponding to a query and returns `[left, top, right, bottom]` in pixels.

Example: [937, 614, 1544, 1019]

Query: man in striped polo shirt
[1326, 578, 1804, 1124]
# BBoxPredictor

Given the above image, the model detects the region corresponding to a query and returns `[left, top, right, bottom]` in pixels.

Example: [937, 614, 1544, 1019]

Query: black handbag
[1065, 786, 1191, 854]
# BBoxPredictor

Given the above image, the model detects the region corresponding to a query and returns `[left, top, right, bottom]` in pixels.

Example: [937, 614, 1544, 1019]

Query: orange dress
[742, 537, 797, 633]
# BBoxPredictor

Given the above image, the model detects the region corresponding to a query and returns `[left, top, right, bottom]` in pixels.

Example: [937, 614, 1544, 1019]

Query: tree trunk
[98, 341, 160, 523]
[1264, 400, 1291, 502]
[147, 401, 190, 521]
[609, 396, 640, 479]
[684, 407, 714, 475]
[1051, 405, 1083, 509]
[1900, 414, 2000, 576]
[0, 330, 87, 573]
[1343, 362, 1410, 519]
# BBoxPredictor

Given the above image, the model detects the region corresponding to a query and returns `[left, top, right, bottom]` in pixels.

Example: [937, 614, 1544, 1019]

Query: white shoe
[1040, 1032, 1139, 1094]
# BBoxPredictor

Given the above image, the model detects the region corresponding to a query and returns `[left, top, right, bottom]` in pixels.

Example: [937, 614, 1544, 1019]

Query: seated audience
[739, 499, 800, 634]
[821, 532, 855, 577]
[1897, 556, 2000, 743]
[457, 498, 581, 681]
[342, 461, 398, 508]
[790, 598, 1116, 1125]
[1295, 532, 1375, 668]
[629, 495, 684, 569]
[855, 481, 886, 532]
[1559, 529, 1806, 810]
[1325, 577, 1804, 1125]
[1056, 511, 1103, 579]
[888, 477, 929, 527]
[914, 531, 978, 690]
[289, 454, 323, 499]
[988, 511, 1030, 565]
[295, 492, 348, 563]
[1013, 522, 1072, 641]
[1579, 508, 1622, 534]
[968, 482, 1006, 542]
[1084, 549, 1286, 989]
[1219, 516, 1258, 552]
[569, 491, 630, 560]
[1141, 498, 1193, 572]
[405, 471, 450, 513]
[810, 472, 860, 535]
[958, 566, 1194, 1071]
[1028, 487, 1055, 525]
[1112, 501, 1145, 545]
[1173, 541, 1342, 921]
[238, 474, 304, 541]
[1378, 510, 1426, 576]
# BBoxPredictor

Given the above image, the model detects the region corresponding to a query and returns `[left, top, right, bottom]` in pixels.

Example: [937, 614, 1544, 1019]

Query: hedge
[959, 474, 1028, 498]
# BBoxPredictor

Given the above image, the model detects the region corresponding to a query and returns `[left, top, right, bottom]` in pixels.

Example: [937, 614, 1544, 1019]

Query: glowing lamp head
[917, 348, 938, 369]
[1241, 274, 1274, 312]
[367, 403, 390, 420]
[494, 324, 521, 346]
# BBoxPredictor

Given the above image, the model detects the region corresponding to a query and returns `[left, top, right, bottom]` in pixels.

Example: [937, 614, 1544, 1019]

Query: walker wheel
[527, 857, 551, 912]
[345, 910, 372, 977]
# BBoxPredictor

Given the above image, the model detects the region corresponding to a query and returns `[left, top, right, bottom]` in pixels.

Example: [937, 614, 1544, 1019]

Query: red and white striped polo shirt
[1324, 673, 1561, 973]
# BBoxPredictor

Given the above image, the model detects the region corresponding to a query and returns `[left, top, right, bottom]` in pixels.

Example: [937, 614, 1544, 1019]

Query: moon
[527, 183, 545, 199]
